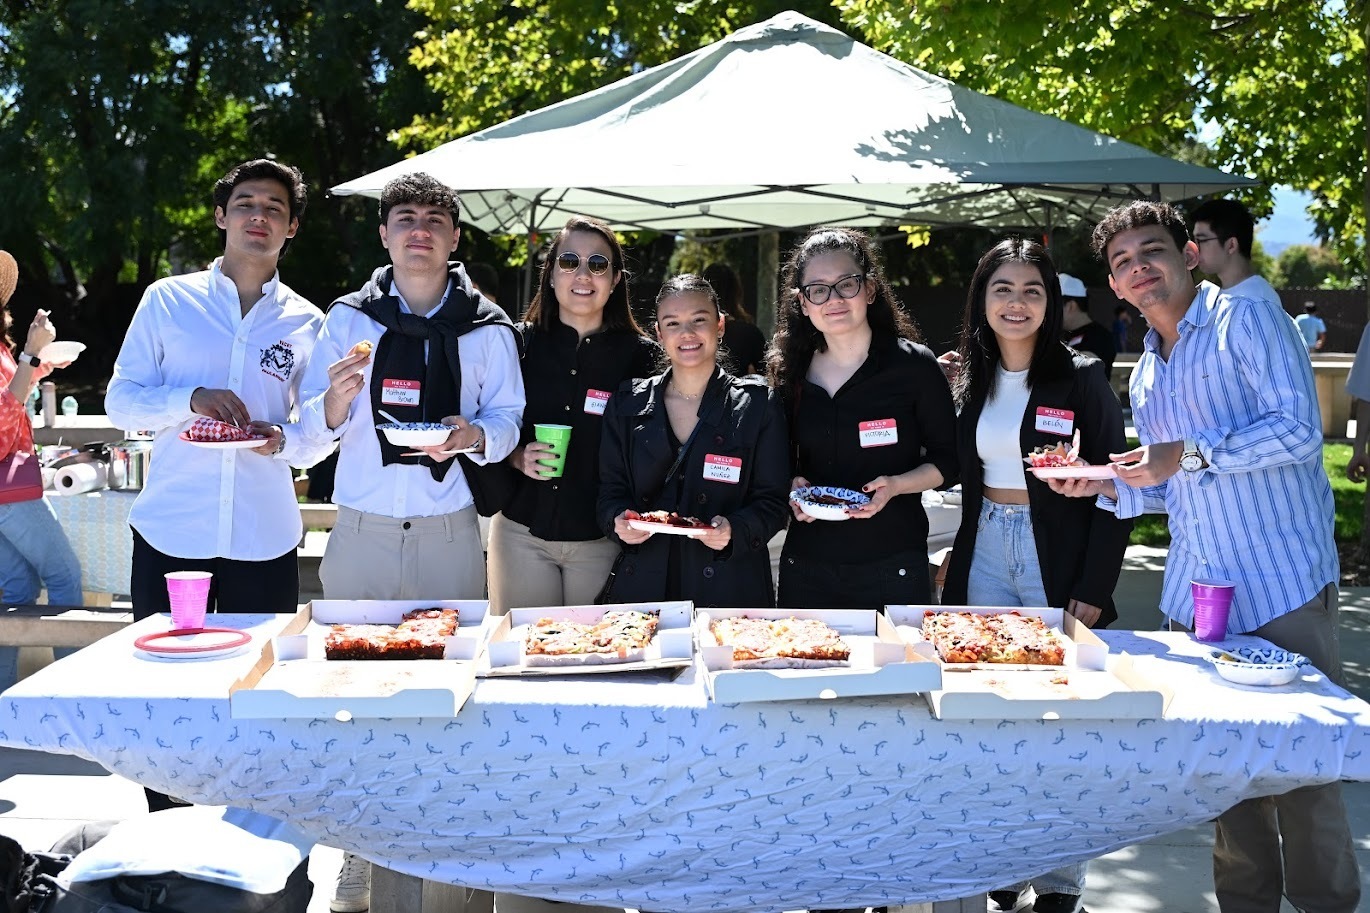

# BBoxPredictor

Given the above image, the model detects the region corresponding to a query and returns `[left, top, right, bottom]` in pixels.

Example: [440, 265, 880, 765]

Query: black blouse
[782, 336, 958, 564]
[501, 320, 658, 541]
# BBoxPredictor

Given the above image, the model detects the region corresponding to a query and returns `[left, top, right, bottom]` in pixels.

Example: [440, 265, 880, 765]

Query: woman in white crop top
[939, 238, 1132, 913]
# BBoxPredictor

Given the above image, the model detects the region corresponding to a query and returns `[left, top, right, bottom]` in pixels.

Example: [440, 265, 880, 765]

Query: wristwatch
[1180, 439, 1207, 472]
[270, 424, 286, 455]
[470, 423, 485, 452]
[17, 352, 39, 368]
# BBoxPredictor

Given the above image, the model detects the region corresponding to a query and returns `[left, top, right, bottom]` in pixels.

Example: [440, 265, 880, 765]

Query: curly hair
[523, 215, 640, 334]
[379, 172, 461, 226]
[766, 227, 921, 400]
[1091, 200, 1189, 263]
[952, 238, 1073, 408]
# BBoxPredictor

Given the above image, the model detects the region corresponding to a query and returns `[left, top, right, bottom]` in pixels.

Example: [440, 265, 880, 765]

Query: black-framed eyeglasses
[799, 274, 866, 305]
[556, 252, 612, 276]
[1192, 235, 1224, 246]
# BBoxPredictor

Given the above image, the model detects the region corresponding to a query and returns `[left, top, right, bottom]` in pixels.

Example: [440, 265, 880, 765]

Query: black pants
[130, 528, 299, 621]
[777, 548, 931, 609]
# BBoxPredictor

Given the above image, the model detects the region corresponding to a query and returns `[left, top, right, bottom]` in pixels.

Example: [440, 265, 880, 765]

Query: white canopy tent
[331, 10, 1254, 237]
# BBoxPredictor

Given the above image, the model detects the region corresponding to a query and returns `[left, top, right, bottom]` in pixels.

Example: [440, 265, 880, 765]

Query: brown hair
[524, 215, 640, 334]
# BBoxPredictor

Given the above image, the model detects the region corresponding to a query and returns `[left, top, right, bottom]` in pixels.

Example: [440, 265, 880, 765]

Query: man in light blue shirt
[1051, 200, 1359, 913]
[1294, 300, 1327, 354]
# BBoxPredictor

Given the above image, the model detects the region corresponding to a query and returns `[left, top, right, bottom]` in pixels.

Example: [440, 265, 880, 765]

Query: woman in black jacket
[768, 227, 958, 609]
[489, 215, 658, 613]
[941, 238, 1131, 913]
[597, 274, 789, 608]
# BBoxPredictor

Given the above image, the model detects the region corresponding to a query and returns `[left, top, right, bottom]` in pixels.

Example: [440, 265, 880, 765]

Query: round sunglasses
[555, 252, 612, 276]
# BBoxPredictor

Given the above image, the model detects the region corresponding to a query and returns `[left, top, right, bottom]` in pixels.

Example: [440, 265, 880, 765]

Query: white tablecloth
[2, 616, 1367, 911]
[46, 490, 136, 596]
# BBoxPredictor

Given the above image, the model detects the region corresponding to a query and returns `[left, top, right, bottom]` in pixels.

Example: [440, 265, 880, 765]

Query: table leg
[370, 866, 493, 913]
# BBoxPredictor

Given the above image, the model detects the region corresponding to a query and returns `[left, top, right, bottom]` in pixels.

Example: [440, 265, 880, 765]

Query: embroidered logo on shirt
[259, 341, 295, 382]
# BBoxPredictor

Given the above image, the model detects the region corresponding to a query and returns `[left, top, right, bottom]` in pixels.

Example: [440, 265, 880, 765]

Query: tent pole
[756, 232, 780, 340]
[521, 199, 541, 314]
[1043, 203, 1054, 249]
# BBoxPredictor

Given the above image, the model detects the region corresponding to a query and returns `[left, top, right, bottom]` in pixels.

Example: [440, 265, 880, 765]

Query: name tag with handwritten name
[703, 454, 742, 484]
[584, 389, 610, 415]
[1035, 407, 1074, 436]
[381, 379, 421, 407]
[859, 419, 898, 448]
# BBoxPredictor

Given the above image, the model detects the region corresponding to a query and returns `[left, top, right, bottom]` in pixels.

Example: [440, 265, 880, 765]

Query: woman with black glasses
[768, 227, 957, 609]
[488, 215, 657, 613]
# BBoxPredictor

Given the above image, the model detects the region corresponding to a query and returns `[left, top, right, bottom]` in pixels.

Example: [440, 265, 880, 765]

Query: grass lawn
[1128, 442, 1362, 547]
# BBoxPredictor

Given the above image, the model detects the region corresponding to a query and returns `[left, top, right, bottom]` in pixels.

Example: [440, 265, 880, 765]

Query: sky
[1259, 186, 1320, 256]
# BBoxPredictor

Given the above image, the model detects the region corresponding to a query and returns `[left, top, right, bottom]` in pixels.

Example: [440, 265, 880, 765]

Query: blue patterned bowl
[790, 486, 870, 521]
[1208, 646, 1309, 687]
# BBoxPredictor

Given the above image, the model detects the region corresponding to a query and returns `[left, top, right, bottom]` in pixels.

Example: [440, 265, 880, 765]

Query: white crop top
[976, 365, 1030, 489]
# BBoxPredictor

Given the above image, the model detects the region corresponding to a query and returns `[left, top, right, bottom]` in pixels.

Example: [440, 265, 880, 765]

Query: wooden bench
[299, 502, 339, 531]
[0, 603, 133, 648]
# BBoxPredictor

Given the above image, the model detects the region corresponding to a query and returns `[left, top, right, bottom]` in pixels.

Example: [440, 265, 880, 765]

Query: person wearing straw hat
[0, 250, 83, 690]
[106, 159, 333, 625]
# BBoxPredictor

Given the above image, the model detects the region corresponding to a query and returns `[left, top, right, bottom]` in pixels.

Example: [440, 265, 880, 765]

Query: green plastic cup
[533, 424, 573, 478]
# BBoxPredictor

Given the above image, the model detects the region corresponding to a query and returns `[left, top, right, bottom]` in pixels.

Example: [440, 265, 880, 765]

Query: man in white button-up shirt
[297, 172, 523, 913]
[107, 159, 333, 625]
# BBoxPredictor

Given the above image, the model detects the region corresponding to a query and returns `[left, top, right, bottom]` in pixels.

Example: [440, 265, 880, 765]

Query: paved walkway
[0, 545, 1365, 912]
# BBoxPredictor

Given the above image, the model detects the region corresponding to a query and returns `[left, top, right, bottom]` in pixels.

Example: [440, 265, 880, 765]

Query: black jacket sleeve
[1069, 360, 1133, 609]
[913, 347, 960, 489]
[720, 389, 791, 559]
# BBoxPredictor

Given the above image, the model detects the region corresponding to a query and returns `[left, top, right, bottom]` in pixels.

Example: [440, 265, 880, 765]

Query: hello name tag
[584, 389, 611, 415]
[381, 378, 421, 407]
[703, 454, 742, 484]
[1036, 407, 1075, 436]
[858, 418, 898, 448]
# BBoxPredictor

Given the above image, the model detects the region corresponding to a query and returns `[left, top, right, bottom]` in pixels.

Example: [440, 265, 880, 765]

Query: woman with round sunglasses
[768, 227, 958, 610]
[488, 216, 658, 614]
[597, 274, 789, 607]
[941, 238, 1131, 913]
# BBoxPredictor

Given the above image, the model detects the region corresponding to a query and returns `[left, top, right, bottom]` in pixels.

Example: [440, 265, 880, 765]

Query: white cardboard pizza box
[477, 601, 694, 677]
[884, 605, 1172, 720]
[698, 608, 942, 703]
[229, 600, 496, 719]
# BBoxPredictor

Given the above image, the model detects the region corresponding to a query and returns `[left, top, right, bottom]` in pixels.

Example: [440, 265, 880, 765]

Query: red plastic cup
[165, 571, 212, 630]
[1191, 578, 1236, 642]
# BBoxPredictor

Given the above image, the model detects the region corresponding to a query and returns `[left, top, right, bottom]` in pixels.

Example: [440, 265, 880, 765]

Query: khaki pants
[1177, 583, 1362, 913]
[486, 513, 619, 615]
[321, 505, 486, 600]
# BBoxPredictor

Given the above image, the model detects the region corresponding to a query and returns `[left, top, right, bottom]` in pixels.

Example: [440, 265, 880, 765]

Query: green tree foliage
[0, 0, 436, 371]
[838, 0, 1366, 260]
[1272, 244, 1359, 288]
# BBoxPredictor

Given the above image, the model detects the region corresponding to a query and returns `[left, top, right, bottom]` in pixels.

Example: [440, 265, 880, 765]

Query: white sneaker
[331, 853, 371, 912]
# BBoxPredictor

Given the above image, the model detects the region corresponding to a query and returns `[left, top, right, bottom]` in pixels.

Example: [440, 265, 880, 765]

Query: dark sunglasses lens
[587, 255, 610, 275]
[556, 252, 580, 272]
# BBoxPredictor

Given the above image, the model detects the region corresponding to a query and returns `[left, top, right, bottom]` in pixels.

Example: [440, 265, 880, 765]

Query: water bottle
[60, 395, 78, 416]
[40, 381, 56, 427]
[26, 385, 39, 416]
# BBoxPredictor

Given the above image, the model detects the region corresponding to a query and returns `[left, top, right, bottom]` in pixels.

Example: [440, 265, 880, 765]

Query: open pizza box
[697, 608, 942, 703]
[229, 600, 497, 719]
[884, 605, 1172, 720]
[476, 601, 694, 677]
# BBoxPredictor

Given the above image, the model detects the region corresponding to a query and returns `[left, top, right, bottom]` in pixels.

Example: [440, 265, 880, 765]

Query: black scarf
[330, 262, 516, 482]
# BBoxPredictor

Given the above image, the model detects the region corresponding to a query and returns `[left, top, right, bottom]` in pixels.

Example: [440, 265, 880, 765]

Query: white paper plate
[627, 518, 710, 537]
[178, 433, 267, 449]
[378, 422, 451, 447]
[1030, 464, 1117, 481]
[37, 341, 86, 364]
[1208, 646, 1309, 687]
[790, 486, 870, 521]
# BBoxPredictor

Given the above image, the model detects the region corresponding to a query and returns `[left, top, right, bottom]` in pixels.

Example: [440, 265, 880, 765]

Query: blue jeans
[0, 496, 83, 690]
[968, 499, 1084, 897]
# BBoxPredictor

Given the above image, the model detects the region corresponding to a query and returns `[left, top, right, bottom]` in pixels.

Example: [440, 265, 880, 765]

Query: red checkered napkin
[186, 417, 257, 442]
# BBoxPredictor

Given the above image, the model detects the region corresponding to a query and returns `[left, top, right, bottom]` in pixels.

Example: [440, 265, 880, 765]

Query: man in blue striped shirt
[1055, 200, 1358, 912]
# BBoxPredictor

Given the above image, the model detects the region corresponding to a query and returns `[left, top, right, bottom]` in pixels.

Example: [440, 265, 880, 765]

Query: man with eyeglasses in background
[296, 171, 524, 913]
[1189, 198, 1288, 313]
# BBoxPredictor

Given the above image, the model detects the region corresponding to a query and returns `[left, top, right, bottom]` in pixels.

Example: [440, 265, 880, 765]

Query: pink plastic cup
[165, 571, 212, 630]
[1191, 578, 1236, 642]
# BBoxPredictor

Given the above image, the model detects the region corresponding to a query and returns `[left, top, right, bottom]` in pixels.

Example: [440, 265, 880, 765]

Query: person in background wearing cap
[0, 251, 83, 690]
[1058, 273, 1115, 377]
[106, 159, 333, 626]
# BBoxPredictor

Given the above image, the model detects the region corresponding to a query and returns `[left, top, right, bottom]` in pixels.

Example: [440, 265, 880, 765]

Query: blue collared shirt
[1103, 281, 1337, 632]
